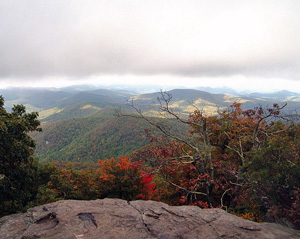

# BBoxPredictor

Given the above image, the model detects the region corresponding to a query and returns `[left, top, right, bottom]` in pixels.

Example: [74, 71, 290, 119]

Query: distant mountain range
[2, 86, 299, 120]
[1, 85, 299, 162]
[130, 89, 300, 116]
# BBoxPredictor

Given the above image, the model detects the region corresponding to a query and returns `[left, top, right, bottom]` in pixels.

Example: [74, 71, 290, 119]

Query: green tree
[0, 96, 41, 216]
[248, 121, 300, 226]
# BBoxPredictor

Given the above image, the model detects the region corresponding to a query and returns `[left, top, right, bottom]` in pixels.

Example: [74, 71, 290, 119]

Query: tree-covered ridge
[0, 87, 134, 122]
[31, 108, 187, 162]
[1, 87, 300, 123]
[130, 89, 300, 116]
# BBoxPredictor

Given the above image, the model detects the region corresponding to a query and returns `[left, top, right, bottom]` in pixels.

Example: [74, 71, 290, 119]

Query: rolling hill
[130, 89, 300, 116]
[2, 86, 300, 162]
[31, 108, 186, 162]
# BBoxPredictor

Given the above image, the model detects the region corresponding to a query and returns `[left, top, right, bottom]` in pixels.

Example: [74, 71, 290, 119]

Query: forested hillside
[31, 109, 186, 162]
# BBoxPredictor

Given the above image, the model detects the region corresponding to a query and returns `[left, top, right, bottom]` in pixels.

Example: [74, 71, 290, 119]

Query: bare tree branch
[164, 178, 207, 196]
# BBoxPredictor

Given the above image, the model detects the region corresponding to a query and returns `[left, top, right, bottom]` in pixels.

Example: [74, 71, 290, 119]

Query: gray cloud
[0, 0, 300, 81]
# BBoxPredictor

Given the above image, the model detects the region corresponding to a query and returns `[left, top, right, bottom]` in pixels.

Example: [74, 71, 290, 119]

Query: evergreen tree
[0, 96, 41, 216]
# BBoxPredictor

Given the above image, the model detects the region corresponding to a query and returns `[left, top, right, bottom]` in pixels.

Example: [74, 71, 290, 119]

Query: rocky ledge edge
[0, 198, 299, 239]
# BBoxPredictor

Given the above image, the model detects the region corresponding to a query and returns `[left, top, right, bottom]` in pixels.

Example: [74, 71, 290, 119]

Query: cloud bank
[0, 0, 299, 84]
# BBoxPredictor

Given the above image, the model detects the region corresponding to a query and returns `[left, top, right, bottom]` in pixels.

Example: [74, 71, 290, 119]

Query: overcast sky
[0, 0, 300, 92]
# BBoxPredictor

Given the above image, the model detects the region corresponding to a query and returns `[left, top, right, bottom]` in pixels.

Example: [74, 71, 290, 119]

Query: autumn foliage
[96, 157, 156, 200]
[1, 93, 299, 229]
[131, 102, 300, 228]
[29, 157, 157, 208]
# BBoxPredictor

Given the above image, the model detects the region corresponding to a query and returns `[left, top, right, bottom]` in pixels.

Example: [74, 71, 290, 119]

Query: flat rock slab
[0, 199, 299, 239]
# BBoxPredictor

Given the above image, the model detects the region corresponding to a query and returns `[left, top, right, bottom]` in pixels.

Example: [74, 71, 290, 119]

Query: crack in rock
[127, 201, 158, 238]
[238, 226, 261, 231]
[144, 212, 160, 219]
[161, 207, 185, 218]
[35, 212, 58, 225]
[77, 213, 98, 228]
[201, 216, 218, 224]
[21, 235, 41, 239]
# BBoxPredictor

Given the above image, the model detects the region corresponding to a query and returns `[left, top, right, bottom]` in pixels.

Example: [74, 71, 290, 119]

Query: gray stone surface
[0, 199, 299, 239]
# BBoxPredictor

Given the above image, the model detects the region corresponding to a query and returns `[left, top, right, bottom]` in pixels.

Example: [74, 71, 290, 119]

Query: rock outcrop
[0, 199, 299, 239]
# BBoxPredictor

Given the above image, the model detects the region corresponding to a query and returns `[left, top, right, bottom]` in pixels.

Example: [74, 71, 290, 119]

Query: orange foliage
[96, 157, 157, 200]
